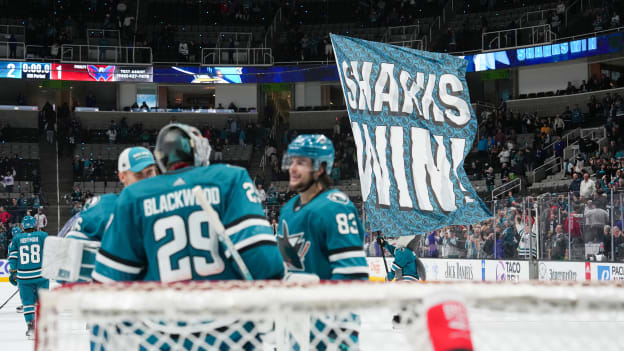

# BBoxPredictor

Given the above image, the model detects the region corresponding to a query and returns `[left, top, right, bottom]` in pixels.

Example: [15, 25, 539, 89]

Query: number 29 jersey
[278, 189, 369, 280]
[93, 164, 285, 283]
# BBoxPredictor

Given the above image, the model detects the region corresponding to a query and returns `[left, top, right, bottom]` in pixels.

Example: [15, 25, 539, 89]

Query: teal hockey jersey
[64, 193, 118, 282]
[385, 242, 419, 281]
[69, 193, 118, 241]
[8, 230, 48, 283]
[278, 189, 368, 280]
[93, 164, 285, 283]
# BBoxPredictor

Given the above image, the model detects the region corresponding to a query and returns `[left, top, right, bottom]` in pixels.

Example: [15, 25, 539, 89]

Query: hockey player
[62, 146, 157, 282]
[278, 134, 368, 280]
[278, 134, 368, 350]
[92, 124, 284, 349]
[8, 216, 49, 339]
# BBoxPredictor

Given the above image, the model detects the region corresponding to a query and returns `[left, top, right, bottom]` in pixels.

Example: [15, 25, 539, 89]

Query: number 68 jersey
[93, 164, 285, 283]
[277, 189, 369, 280]
[8, 230, 48, 283]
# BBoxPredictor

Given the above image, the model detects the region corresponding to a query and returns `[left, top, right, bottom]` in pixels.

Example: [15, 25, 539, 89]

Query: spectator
[1, 171, 13, 193]
[213, 139, 223, 161]
[8, 34, 17, 59]
[427, 231, 439, 257]
[45, 114, 55, 144]
[503, 220, 517, 258]
[239, 128, 246, 146]
[86, 91, 96, 107]
[485, 166, 495, 193]
[333, 120, 341, 137]
[568, 172, 581, 195]
[556, 0, 565, 16]
[17, 193, 28, 221]
[106, 125, 118, 143]
[257, 184, 267, 204]
[608, 226, 624, 261]
[465, 231, 479, 258]
[31, 194, 40, 211]
[271, 218, 279, 235]
[34, 207, 47, 231]
[564, 206, 582, 243]
[612, 12, 621, 28]
[579, 172, 596, 198]
[553, 115, 565, 136]
[584, 200, 609, 243]
[0, 222, 7, 258]
[0, 206, 10, 225]
[551, 224, 568, 260]
[140, 101, 149, 110]
[8, 198, 18, 224]
[571, 104, 584, 127]
[498, 147, 511, 166]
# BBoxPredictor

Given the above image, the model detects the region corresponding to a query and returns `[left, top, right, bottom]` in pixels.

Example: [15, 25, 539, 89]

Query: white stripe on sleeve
[234, 234, 276, 250]
[332, 266, 369, 275]
[328, 250, 366, 262]
[91, 271, 117, 284]
[225, 219, 271, 236]
[95, 253, 142, 274]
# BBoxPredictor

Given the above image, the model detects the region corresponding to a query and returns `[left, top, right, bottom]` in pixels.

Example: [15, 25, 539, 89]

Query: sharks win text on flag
[331, 34, 491, 236]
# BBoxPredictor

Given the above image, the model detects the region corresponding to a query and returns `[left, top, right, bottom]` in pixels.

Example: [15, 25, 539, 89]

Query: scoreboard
[0, 62, 152, 82]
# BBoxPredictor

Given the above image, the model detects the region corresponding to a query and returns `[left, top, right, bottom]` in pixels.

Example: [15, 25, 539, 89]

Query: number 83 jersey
[93, 164, 285, 283]
[278, 189, 369, 280]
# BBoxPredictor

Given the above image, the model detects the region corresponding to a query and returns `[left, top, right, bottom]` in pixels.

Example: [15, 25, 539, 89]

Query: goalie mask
[154, 123, 212, 173]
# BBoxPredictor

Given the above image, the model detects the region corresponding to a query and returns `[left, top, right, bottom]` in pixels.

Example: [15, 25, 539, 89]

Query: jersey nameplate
[143, 187, 220, 217]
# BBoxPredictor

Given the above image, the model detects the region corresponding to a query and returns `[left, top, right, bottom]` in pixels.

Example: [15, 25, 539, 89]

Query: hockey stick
[376, 233, 390, 281]
[0, 289, 18, 310]
[192, 186, 253, 280]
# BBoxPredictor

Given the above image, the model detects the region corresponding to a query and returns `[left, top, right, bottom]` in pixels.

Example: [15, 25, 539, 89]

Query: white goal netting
[36, 280, 624, 351]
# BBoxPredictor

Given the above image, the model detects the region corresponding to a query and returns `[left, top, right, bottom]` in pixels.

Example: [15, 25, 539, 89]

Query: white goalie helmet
[154, 123, 212, 173]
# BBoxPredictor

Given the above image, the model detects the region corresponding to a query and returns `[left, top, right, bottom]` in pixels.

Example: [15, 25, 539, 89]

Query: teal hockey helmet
[11, 225, 22, 236]
[22, 216, 36, 230]
[283, 134, 335, 174]
[154, 123, 212, 173]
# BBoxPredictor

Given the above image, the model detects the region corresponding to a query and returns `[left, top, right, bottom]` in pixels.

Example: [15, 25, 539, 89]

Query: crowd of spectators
[0, 196, 47, 258]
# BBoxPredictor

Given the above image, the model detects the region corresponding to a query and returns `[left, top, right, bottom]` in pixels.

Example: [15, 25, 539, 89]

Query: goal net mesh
[36, 280, 624, 351]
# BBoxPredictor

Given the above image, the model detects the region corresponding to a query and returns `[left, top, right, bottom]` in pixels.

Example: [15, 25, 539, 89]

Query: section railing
[0, 41, 25, 60]
[61, 45, 153, 64]
[202, 47, 273, 66]
[482, 24, 554, 51]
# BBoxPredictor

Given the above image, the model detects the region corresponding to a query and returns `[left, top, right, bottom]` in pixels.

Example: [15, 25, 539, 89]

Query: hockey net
[36, 280, 624, 351]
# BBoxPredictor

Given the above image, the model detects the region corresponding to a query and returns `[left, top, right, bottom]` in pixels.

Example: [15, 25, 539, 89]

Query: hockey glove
[9, 269, 17, 286]
[377, 236, 387, 248]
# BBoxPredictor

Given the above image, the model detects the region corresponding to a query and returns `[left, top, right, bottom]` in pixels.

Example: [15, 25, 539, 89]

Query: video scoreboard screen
[50, 64, 152, 82]
[0, 62, 152, 82]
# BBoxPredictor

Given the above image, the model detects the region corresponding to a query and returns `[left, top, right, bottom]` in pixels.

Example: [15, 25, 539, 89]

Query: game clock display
[0, 62, 52, 79]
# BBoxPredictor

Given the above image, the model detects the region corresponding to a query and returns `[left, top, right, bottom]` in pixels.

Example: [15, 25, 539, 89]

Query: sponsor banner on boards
[365, 257, 529, 281]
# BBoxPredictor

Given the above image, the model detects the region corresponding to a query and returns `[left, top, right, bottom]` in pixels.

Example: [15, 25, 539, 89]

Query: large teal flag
[331, 34, 491, 236]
